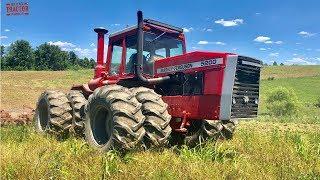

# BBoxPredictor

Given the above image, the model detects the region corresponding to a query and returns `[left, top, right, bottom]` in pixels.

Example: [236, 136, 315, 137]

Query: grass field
[1, 65, 320, 179]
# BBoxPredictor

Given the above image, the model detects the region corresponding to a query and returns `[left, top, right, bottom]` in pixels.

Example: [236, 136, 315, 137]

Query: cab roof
[109, 19, 184, 38]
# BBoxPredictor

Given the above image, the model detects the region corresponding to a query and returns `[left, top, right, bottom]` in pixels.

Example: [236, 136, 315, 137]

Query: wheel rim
[37, 99, 49, 131]
[91, 105, 113, 146]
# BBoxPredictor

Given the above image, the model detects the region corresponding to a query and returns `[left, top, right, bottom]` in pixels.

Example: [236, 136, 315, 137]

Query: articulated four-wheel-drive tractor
[34, 11, 262, 151]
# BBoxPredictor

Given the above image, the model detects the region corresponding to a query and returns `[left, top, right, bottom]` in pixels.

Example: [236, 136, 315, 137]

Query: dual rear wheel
[84, 85, 172, 151]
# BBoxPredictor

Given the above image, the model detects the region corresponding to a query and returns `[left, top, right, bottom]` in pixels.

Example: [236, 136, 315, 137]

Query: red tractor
[34, 11, 262, 151]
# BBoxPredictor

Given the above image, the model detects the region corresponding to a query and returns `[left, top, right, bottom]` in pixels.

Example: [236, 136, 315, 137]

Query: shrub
[266, 87, 300, 116]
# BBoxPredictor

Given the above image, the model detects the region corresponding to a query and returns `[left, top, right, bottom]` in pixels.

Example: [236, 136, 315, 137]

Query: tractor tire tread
[67, 90, 88, 135]
[131, 87, 172, 148]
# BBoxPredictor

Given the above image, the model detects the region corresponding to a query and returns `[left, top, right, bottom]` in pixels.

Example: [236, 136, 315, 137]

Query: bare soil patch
[0, 107, 34, 126]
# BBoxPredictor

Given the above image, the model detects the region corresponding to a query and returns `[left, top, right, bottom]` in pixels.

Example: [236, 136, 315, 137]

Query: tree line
[0, 40, 96, 71]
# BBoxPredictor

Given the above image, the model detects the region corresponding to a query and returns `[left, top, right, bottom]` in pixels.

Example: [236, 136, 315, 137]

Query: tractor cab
[105, 19, 186, 78]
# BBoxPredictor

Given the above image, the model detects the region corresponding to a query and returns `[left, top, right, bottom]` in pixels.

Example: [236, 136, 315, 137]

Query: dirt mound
[0, 107, 34, 126]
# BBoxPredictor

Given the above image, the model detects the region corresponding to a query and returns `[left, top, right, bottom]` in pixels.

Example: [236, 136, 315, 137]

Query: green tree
[90, 58, 96, 68]
[34, 43, 70, 70]
[0, 45, 6, 69]
[0, 45, 5, 58]
[280, 63, 284, 66]
[272, 61, 278, 66]
[5, 40, 35, 70]
[68, 51, 79, 65]
[79, 57, 91, 68]
[90, 58, 97, 69]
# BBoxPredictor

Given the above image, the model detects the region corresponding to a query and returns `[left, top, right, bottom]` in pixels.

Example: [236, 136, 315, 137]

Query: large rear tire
[34, 90, 73, 138]
[67, 90, 87, 136]
[84, 85, 146, 151]
[131, 87, 172, 148]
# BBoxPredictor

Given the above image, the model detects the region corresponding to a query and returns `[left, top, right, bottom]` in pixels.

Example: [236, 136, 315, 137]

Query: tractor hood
[154, 51, 238, 77]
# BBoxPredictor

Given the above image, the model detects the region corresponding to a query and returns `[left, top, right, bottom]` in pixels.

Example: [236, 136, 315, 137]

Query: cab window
[110, 40, 122, 75]
[169, 43, 183, 57]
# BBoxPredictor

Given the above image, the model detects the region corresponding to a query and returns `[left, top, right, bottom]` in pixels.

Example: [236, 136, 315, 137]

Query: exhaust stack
[94, 27, 108, 78]
[135, 11, 170, 84]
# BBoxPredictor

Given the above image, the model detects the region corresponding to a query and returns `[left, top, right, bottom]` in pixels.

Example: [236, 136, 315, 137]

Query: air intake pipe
[94, 27, 108, 78]
[136, 11, 170, 84]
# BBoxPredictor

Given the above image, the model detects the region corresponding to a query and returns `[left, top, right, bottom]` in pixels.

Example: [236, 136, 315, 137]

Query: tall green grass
[1, 124, 319, 179]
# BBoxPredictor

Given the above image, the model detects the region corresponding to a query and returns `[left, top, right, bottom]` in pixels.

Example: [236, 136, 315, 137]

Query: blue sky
[1, 0, 320, 65]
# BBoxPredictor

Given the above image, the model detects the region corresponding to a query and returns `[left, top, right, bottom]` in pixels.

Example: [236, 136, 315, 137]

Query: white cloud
[285, 57, 316, 65]
[293, 53, 298, 56]
[48, 41, 76, 48]
[4, 29, 10, 32]
[182, 27, 194, 33]
[254, 36, 283, 44]
[214, 41, 226, 45]
[298, 31, 316, 37]
[255, 12, 261, 15]
[269, 52, 279, 57]
[259, 48, 267, 51]
[0, 36, 8, 39]
[201, 28, 213, 32]
[306, 48, 312, 51]
[74, 47, 92, 57]
[198, 40, 209, 45]
[254, 36, 270, 43]
[197, 41, 226, 45]
[90, 43, 95, 47]
[315, 57, 320, 62]
[214, 18, 244, 27]
[296, 42, 301, 45]
[2, 43, 12, 47]
[316, 49, 320, 52]
[274, 41, 283, 44]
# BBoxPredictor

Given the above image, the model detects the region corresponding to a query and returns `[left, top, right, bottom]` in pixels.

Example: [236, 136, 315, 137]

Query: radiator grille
[231, 56, 261, 118]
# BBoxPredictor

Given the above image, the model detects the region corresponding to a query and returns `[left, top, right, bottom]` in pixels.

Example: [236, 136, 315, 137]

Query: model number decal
[156, 58, 223, 74]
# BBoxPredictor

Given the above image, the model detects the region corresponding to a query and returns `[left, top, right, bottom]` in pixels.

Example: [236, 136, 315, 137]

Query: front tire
[185, 120, 223, 147]
[171, 119, 237, 147]
[84, 85, 146, 151]
[34, 90, 73, 138]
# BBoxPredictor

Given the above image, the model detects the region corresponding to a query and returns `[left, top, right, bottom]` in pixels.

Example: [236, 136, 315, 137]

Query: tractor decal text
[156, 58, 223, 74]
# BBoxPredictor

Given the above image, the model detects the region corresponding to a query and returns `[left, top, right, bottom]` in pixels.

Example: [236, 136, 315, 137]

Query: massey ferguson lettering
[157, 58, 223, 74]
